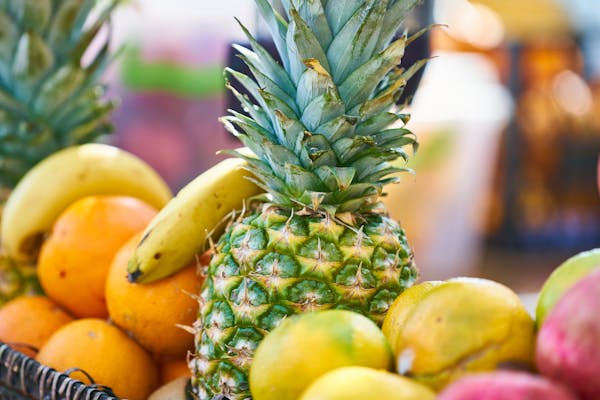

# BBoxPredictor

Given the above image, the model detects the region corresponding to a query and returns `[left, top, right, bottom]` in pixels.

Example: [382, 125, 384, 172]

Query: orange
[106, 233, 203, 356]
[157, 356, 191, 385]
[37, 195, 157, 318]
[0, 295, 73, 358]
[36, 318, 159, 400]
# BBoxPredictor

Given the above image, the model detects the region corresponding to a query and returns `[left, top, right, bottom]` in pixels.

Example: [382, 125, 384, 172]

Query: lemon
[382, 277, 535, 391]
[382, 280, 443, 354]
[299, 366, 436, 400]
[536, 248, 600, 328]
[249, 310, 393, 400]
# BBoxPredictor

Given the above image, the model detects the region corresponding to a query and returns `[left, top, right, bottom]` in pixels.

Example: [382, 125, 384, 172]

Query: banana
[1, 143, 173, 262]
[127, 156, 262, 284]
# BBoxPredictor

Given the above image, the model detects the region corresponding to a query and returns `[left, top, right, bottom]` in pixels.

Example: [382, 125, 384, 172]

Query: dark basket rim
[1, 342, 232, 400]
[0, 342, 119, 400]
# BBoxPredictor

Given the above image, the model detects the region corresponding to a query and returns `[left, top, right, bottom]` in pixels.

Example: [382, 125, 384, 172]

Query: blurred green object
[536, 248, 600, 328]
[120, 47, 225, 98]
[405, 130, 454, 171]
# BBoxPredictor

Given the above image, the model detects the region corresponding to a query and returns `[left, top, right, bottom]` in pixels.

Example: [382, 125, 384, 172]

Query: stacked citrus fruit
[0, 145, 203, 400]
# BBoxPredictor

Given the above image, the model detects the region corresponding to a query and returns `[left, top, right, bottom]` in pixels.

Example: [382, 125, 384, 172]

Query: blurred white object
[384, 51, 513, 280]
[519, 292, 539, 318]
[411, 52, 512, 123]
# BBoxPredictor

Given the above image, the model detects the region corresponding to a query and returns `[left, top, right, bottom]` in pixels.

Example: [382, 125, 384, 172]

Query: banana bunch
[1, 143, 173, 262]
[127, 156, 263, 284]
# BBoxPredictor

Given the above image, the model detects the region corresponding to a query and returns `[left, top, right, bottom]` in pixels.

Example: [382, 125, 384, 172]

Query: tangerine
[106, 233, 203, 356]
[37, 195, 157, 318]
[36, 318, 159, 400]
[157, 356, 191, 385]
[0, 295, 73, 357]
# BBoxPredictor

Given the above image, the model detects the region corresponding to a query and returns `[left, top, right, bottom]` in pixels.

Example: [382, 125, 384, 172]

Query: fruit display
[2, 1, 600, 400]
[0, 166, 196, 398]
[178, 1, 423, 397]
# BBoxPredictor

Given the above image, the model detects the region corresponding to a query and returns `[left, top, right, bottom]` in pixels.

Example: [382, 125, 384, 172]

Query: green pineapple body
[193, 0, 426, 398]
[0, 0, 117, 304]
[0, 256, 41, 306]
[193, 206, 416, 399]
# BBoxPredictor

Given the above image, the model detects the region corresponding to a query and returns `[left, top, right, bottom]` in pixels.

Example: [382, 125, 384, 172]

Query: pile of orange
[0, 195, 205, 400]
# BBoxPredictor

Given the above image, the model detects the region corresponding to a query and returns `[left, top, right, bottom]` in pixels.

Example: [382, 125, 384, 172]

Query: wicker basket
[0, 342, 118, 400]
[0, 342, 226, 400]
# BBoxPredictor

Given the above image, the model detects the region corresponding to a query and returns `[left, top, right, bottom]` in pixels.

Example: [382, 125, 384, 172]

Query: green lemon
[536, 248, 600, 328]
[382, 277, 535, 391]
[249, 310, 393, 400]
[299, 366, 436, 400]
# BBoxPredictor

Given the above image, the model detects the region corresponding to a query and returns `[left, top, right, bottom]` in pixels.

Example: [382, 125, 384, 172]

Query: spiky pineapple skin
[192, 0, 425, 397]
[192, 205, 416, 399]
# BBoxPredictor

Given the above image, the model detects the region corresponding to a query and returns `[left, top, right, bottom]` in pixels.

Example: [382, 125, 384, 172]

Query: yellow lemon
[249, 310, 393, 400]
[382, 277, 535, 391]
[299, 366, 436, 400]
[382, 280, 443, 354]
[536, 248, 600, 328]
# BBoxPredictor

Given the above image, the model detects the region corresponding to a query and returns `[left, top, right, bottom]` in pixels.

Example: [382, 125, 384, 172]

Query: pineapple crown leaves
[0, 0, 119, 189]
[224, 0, 427, 214]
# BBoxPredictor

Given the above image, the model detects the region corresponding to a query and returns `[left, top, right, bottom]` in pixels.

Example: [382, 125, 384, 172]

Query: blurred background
[102, 0, 600, 292]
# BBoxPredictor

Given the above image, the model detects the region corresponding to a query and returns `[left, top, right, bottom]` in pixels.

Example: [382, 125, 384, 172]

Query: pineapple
[0, 254, 41, 304]
[0, 0, 117, 305]
[192, 0, 427, 398]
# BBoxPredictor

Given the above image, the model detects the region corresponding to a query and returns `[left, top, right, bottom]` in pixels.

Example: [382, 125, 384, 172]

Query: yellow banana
[127, 156, 262, 284]
[1, 143, 173, 262]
